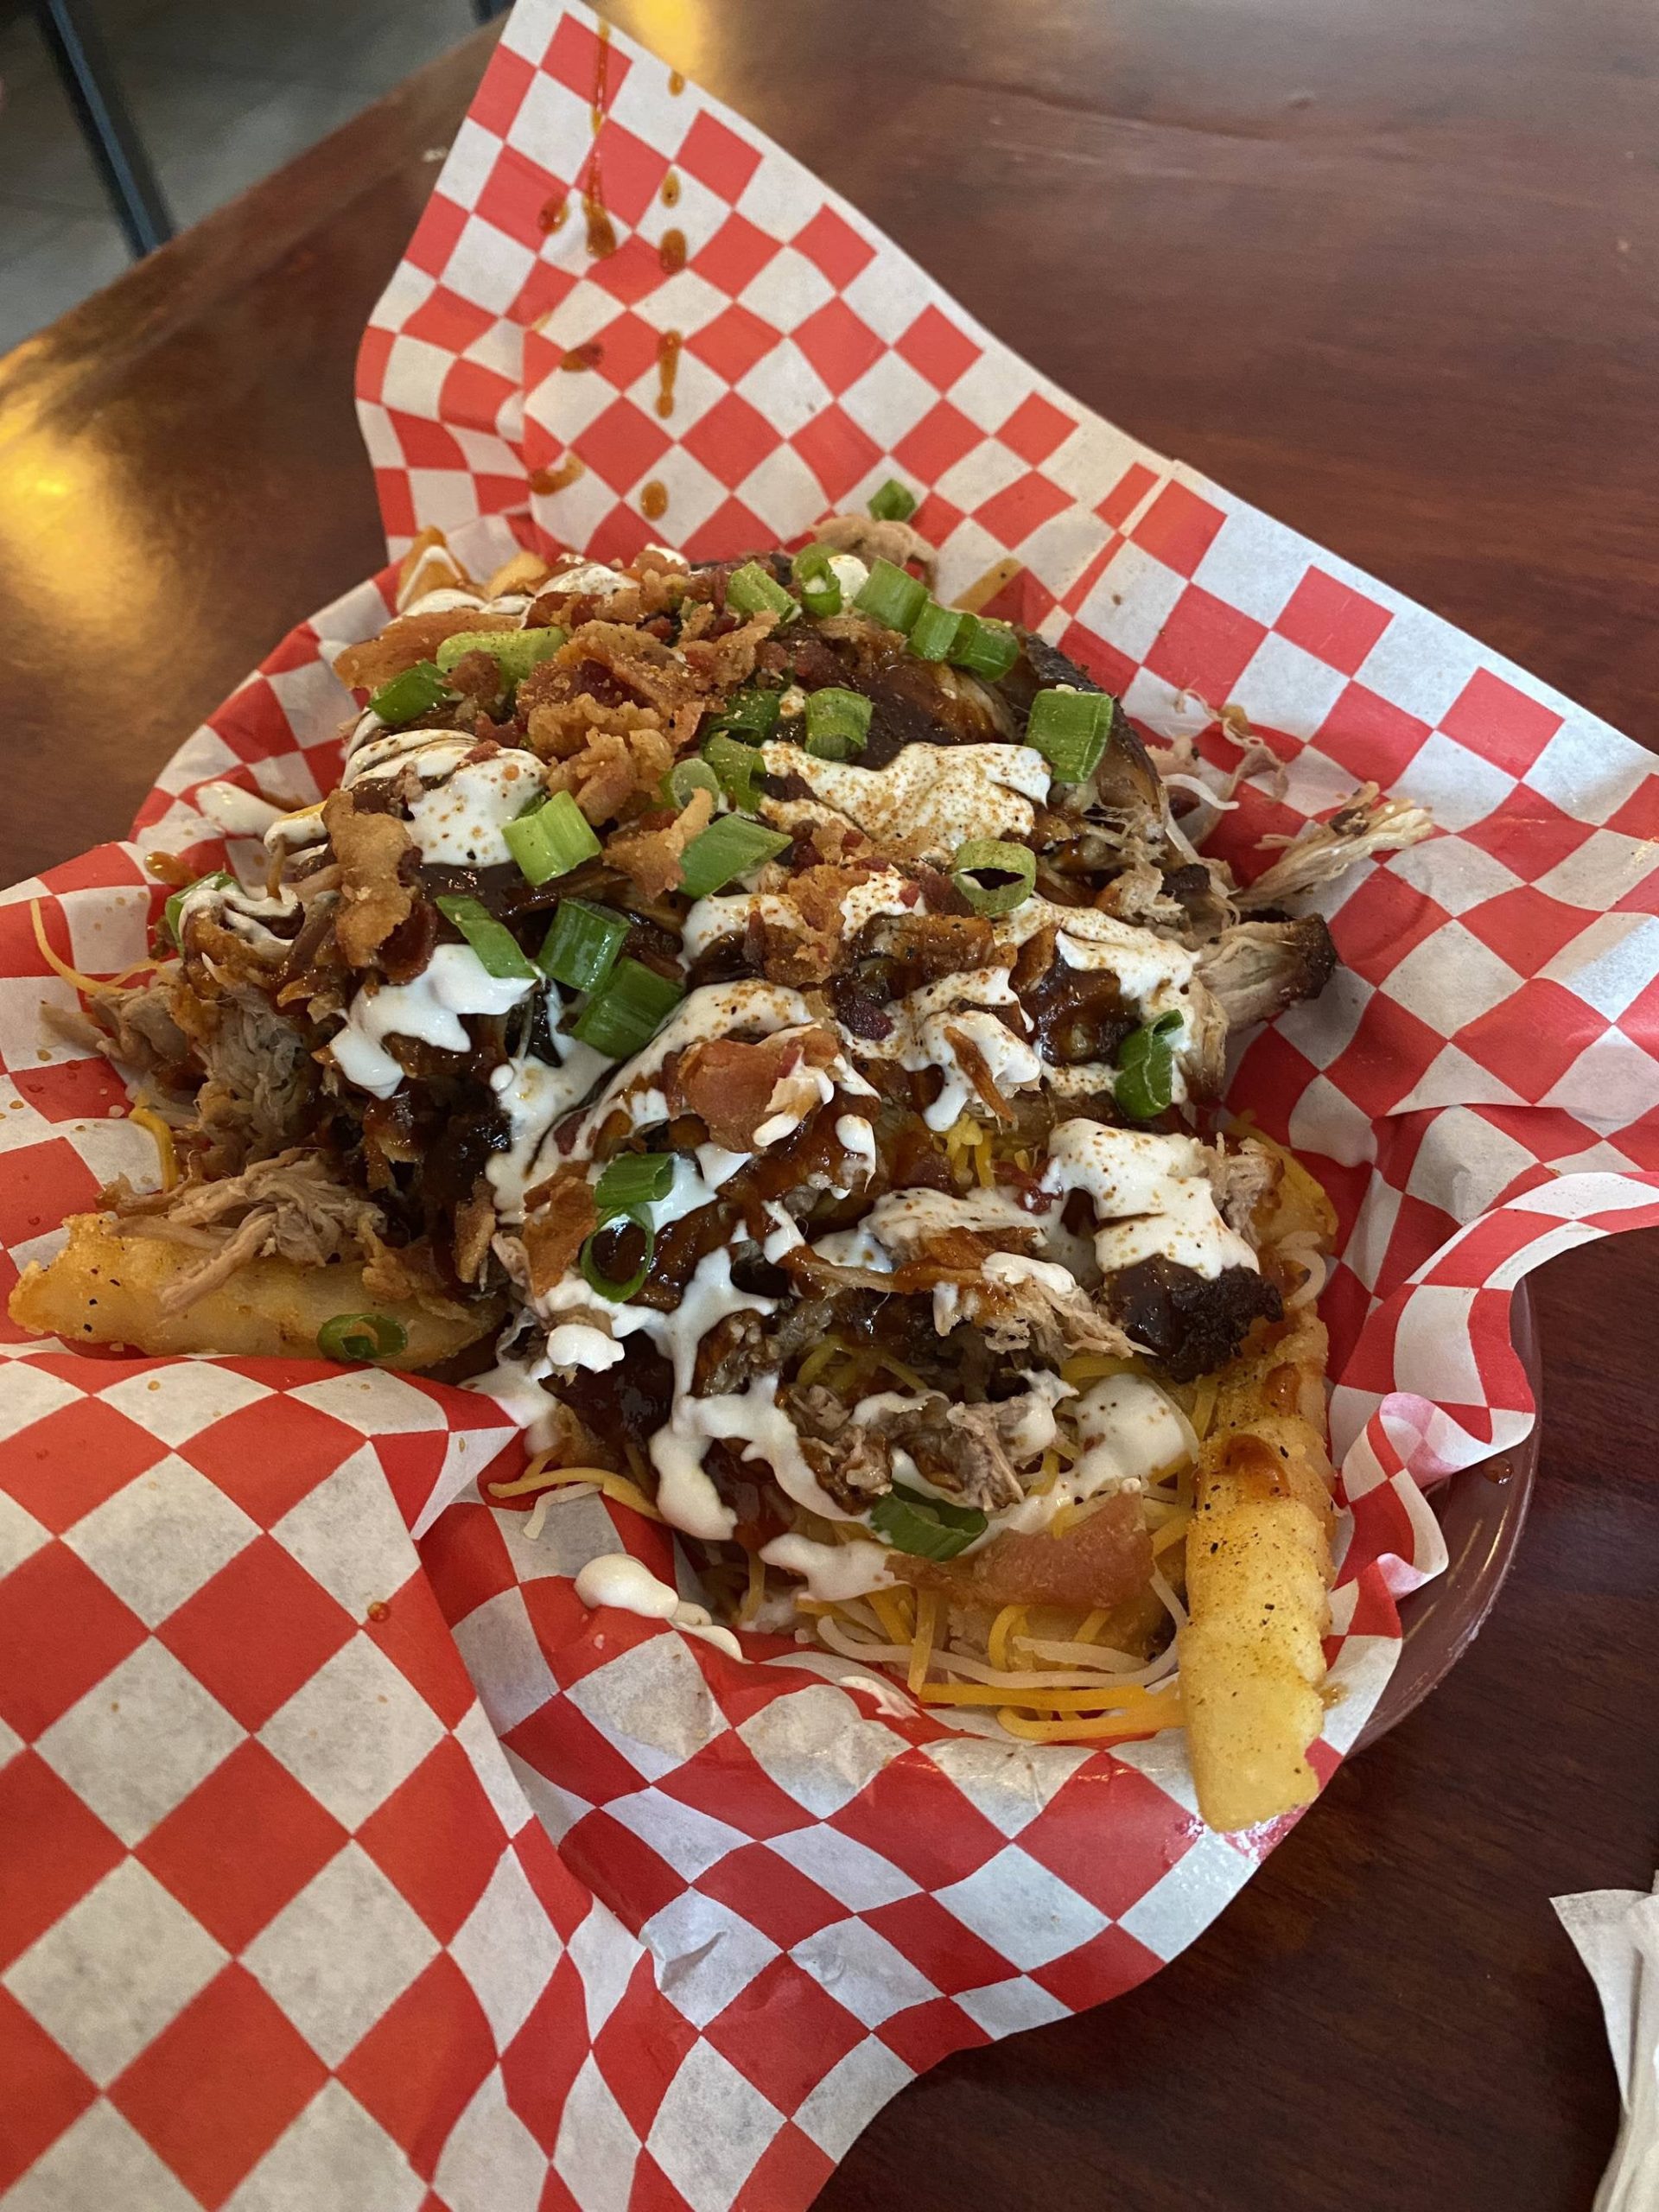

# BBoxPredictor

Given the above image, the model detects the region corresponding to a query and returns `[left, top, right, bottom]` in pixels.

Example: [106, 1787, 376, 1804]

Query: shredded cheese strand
[995, 1694, 1183, 1743]
[907, 1590, 939, 1694]
[128, 1106, 179, 1192]
[29, 899, 158, 995]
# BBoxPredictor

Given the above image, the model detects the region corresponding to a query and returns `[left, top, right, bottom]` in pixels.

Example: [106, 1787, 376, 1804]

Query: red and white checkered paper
[4, 4, 1659, 2204]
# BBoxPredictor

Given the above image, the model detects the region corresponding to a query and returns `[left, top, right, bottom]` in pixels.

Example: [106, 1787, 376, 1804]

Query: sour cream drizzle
[328, 944, 535, 1100]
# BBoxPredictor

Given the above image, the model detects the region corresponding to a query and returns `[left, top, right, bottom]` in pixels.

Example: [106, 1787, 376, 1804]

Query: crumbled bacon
[322, 791, 416, 967]
[543, 723, 677, 826]
[606, 788, 715, 898]
[671, 1027, 838, 1152]
[522, 1171, 598, 1297]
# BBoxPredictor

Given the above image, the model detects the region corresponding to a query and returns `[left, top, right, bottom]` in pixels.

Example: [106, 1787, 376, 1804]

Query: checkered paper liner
[3, 10, 1659, 2210]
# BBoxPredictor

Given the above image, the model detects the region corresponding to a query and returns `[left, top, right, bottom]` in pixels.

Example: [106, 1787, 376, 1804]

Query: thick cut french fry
[1179, 1292, 1338, 1832]
[9, 1213, 495, 1371]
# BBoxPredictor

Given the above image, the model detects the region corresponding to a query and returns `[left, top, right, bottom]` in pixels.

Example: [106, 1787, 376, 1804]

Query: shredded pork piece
[156, 1209, 274, 1314]
[1238, 783, 1433, 910]
[1207, 1139, 1280, 1240]
[141, 1149, 386, 1268]
[1195, 918, 1338, 1029]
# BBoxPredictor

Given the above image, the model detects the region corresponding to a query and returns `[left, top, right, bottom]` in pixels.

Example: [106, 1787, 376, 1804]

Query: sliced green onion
[726, 560, 798, 624]
[702, 732, 763, 811]
[870, 1481, 987, 1560]
[434, 625, 566, 685]
[163, 871, 233, 950]
[907, 598, 965, 663]
[668, 759, 721, 808]
[537, 899, 629, 992]
[947, 613, 1020, 682]
[804, 686, 873, 762]
[855, 556, 927, 633]
[1027, 686, 1111, 782]
[317, 1312, 409, 1363]
[791, 543, 841, 619]
[678, 816, 792, 899]
[1114, 1010, 1184, 1122]
[571, 957, 684, 1058]
[435, 893, 538, 980]
[710, 686, 782, 741]
[950, 837, 1037, 917]
[367, 660, 453, 726]
[868, 478, 917, 523]
[503, 790, 602, 886]
[579, 1210, 654, 1303]
[594, 1152, 675, 1218]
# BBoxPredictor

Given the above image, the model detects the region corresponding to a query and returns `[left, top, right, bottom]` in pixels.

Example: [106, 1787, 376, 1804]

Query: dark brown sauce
[529, 454, 586, 496]
[658, 228, 687, 276]
[661, 169, 681, 207]
[667, 67, 686, 94]
[590, 17, 611, 135]
[1021, 962, 1135, 1067]
[582, 181, 617, 258]
[653, 327, 683, 416]
[537, 191, 569, 233]
[641, 479, 669, 520]
[582, 24, 617, 257]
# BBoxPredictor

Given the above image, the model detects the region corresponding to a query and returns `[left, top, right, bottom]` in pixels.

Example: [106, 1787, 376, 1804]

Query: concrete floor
[0, 0, 481, 353]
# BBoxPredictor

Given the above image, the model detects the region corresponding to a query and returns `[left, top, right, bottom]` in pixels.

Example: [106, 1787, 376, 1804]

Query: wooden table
[3, 4, 1656, 2205]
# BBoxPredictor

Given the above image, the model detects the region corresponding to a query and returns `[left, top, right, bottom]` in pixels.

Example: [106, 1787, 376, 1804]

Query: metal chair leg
[33, 0, 174, 257]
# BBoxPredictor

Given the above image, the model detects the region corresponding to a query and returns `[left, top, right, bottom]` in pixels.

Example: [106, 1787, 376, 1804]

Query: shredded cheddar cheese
[128, 1106, 179, 1192]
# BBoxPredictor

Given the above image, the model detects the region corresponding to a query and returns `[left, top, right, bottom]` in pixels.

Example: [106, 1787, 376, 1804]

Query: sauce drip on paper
[654, 329, 683, 417]
[668, 68, 686, 94]
[530, 454, 586, 496]
[659, 228, 687, 276]
[641, 480, 669, 520]
[560, 342, 603, 372]
[582, 21, 617, 257]
[661, 170, 681, 207]
[538, 191, 569, 233]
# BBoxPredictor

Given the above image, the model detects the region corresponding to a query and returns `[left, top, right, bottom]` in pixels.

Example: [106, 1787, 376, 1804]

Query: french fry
[9, 1214, 496, 1371]
[1179, 1294, 1338, 1831]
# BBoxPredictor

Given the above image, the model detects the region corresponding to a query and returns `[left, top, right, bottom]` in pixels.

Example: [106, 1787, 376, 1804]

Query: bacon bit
[606, 787, 714, 898]
[544, 724, 676, 826]
[897, 1491, 1154, 1611]
[454, 1177, 497, 1286]
[524, 692, 663, 763]
[323, 791, 416, 967]
[557, 618, 703, 715]
[944, 1021, 1014, 1121]
[524, 1172, 598, 1297]
[1010, 921, 1058, 994]
[334, 607, 512, 693]
[671, 1027, 836, 1151]
[678, 611, 778, 693]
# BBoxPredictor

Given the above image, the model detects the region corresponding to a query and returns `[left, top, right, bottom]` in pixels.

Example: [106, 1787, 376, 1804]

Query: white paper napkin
[1554, 1878, 1659, 2208]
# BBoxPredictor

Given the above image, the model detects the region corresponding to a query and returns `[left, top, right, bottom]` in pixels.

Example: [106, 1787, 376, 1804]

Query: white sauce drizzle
[759, 741, 1052, 863]
[328, 944, 535, 1099]
[759, 1533, 898, 1602]
[573, 1554, 741, 1658]
[1040, 1121, 1257, 1280]
[195, 781, 287, 837]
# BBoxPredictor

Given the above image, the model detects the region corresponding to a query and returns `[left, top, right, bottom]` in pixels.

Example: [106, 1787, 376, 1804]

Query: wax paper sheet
[3, 3, 1658, 2204]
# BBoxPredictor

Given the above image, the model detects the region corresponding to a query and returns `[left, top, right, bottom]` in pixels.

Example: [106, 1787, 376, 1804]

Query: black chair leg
[471, 0, 511, 20]
[33, 0, 174, 257]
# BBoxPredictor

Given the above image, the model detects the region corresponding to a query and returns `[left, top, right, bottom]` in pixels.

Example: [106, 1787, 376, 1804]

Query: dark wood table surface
[3, 4, 1656, 2206]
